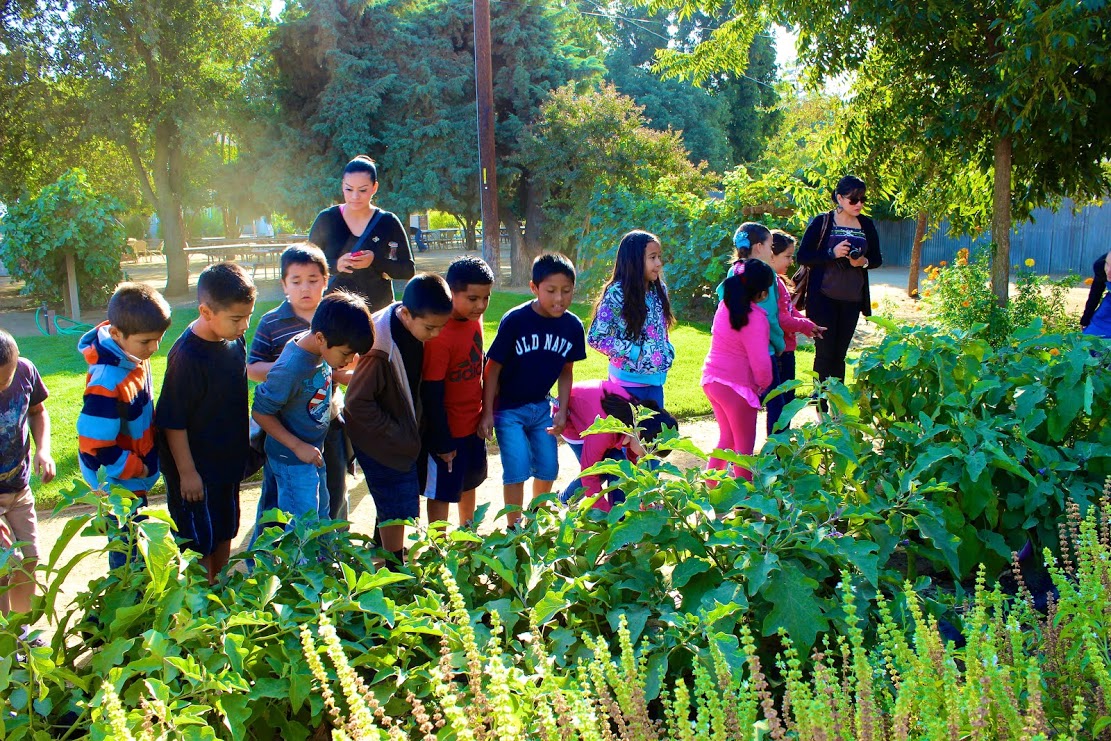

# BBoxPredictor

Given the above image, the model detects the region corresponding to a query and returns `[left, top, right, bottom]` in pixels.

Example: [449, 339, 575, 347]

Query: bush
[921, 247, 1078, 346]
[0, 169, 126, 308]
[855, 318, 1111, 576]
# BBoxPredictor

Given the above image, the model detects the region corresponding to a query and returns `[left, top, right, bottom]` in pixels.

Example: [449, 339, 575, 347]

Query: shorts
[0, 487, 39, 562]
[166, 478, 241, 557]
[353, 447, 420, 522]
[494, 399, 559, 485]
[420, 434, 488, 503]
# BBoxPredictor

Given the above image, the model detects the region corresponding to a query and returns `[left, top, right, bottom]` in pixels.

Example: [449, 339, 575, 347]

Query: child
[559, 380, 677, 512]
[0, 329, 55, 619]
[587, 230, 675, 406]
[252, 291, 373, 528]
[1081, 250, 1111, 338]
[156, 262, 257, 584]
[765, 230, 824, 432]
[345, 273, 453, 565]
[77, 283, 172, 569]
[247, 244, 352, 542]
[420, 256, 494, 526]
[480, 253, 587, 527]
[702, 260, 775, 481]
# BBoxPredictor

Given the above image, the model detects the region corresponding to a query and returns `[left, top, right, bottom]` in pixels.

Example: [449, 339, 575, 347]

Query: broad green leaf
[762, 563, 827, 650]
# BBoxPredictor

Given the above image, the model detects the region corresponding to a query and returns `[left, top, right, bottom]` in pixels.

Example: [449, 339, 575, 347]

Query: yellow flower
[1025, 258, 1035, 267]
[940, 260, 948, 267]
[871, 301, 879, 309]
[923, 289, 932, 297]
[910, 288, 919, 297]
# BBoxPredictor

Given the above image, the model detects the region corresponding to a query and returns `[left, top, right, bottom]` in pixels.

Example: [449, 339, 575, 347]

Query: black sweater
[309, 205, 416, 312]
[796, 210, 883, 316]
[1081, 255, 1109, 328]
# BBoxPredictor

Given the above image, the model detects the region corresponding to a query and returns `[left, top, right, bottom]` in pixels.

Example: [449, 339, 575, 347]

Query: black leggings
[807, 296, 862, 383]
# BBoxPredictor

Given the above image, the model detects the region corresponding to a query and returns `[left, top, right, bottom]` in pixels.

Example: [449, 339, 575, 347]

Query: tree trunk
[501, 209, 523, 290]
[460, 216, 478, 252]
[514, 177, 546, 286]
[908, 209, 927, 297]
[991, 133, 1012, 307]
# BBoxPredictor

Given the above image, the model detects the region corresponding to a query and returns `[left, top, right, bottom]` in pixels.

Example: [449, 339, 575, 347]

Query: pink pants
[703, 381, 758, 481]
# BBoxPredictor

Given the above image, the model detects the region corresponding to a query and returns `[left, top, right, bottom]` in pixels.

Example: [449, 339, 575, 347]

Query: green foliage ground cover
[21, 290, 812, 507]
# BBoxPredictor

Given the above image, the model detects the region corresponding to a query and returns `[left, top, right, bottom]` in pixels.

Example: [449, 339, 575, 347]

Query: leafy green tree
[49, 0, 267, 295]
[0, 169, 125, 308]
[648, 0, 1111, 305]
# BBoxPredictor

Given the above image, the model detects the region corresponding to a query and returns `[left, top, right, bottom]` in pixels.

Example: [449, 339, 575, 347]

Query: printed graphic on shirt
[0, 396, 28, 486]
[448, 332, 484, 384]
[305, 366, 332, 425]
[514, 332, 578, 358]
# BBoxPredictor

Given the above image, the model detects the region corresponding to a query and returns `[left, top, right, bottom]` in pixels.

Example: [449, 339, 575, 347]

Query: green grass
[20, 291, 831, 507]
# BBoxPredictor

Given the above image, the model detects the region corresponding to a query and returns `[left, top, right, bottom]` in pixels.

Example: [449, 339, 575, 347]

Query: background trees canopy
[648, 0, 1111, 305]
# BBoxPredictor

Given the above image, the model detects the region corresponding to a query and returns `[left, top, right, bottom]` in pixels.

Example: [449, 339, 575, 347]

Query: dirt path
[27, 410, 819, 636]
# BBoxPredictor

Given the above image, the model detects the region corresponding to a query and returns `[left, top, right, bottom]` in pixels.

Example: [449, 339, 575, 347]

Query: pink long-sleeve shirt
[560, 380, 639, 509]
[701, 303, 774, 409]
[775, 275, 818, 352]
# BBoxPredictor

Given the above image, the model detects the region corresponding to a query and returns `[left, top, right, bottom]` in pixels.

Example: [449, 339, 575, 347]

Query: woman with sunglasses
[796, 175, 882, 387]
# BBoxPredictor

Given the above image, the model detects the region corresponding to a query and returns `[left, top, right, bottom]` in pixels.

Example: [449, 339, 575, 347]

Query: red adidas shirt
[422, 317, 484, 438]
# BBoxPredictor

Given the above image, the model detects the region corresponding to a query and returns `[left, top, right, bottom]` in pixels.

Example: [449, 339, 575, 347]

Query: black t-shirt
[309, 205, 416, 312]
[155, 326, 250, 486]
[486, 301, 587, 411]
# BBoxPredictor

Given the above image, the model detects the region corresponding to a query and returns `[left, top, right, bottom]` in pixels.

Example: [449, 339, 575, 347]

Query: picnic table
[184, 242, 292, 280]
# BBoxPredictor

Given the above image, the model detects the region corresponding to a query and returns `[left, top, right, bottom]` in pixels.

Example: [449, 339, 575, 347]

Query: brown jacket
[344, 304, 422, 470]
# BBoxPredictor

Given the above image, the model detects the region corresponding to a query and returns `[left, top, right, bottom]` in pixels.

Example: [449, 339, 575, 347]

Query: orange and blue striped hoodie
[77, 322, 160, 492]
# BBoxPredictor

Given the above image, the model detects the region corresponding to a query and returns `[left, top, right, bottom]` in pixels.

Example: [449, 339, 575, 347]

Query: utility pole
[474, 0, 500, 283]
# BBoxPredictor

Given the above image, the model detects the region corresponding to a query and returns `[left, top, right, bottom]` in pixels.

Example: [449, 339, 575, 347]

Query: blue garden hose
[35, 306, 94, 336]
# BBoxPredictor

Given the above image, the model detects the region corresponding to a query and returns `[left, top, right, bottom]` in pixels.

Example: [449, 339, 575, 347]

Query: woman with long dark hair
[796, 175, 883, 384]
[309, 155, 416, 312]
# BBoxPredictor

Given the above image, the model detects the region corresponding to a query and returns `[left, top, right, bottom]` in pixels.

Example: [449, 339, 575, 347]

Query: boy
[479, 253, 587, 527]
[77, 283, 172, 569]
[247, 244, 353, 539]
[252, 291, 373, 527]
[345, 273, 453, 565]
[156, 262, 257, 584]
[0, 329, 55, 618]
[420, 256, 494, 526]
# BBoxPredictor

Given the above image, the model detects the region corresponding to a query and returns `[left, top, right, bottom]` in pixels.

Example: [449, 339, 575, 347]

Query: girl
[702, 259, 775, 481]
[588, 230, 675, 407]
[557, 380, 677, 511]
[766, 230, 823, 432]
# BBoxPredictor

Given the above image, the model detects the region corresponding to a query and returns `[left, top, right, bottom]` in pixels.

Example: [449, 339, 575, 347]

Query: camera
[848, 245, 864, 260]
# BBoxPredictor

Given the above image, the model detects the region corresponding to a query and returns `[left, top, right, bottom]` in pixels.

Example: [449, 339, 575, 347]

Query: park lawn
[20, 291, 834, 508]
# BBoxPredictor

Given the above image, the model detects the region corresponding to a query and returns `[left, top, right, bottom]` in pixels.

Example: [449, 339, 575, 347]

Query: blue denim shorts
[353, 448, 420, 522]
[494, 398, 560, 485]
[269, 458, 329, 521]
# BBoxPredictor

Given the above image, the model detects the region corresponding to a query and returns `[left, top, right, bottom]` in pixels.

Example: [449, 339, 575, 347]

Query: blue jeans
[494, 399, 560, 485]
[559, 442, 626, 504]
[248, 463, 279, 548]
[618, 383, 664, 408]
[269, 458, 329, 522]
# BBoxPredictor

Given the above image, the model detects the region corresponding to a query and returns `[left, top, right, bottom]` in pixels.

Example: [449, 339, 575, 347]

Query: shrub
[855, 319, 1111, 576]
[0, 169, 126, 308]
[921, 247, 1078, 346]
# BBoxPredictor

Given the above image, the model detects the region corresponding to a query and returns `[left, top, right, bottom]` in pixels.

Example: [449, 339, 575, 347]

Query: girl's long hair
[723, 259, 774, 330]
[733, 222, 772, 261]
[594, 230, 674, 339]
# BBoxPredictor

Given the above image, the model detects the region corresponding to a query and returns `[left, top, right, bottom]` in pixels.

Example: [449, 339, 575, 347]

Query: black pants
[807, 295, 862, 383]
[765, 351, 796, 434]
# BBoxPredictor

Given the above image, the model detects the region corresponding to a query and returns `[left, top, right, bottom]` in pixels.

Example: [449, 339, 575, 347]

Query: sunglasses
[844, 195, 867, 205]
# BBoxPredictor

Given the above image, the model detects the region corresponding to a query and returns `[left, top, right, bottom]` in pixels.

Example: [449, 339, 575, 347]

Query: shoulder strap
[348, 208, 386, 255]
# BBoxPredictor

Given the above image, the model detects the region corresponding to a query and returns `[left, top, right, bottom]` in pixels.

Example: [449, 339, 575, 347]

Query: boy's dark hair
[281, 243, 329, 281]
[446, 255, 495, 292]
[770, 229, 797, 256]
[0, 328, 17, 366]
[198, 262, 257, 311]
[401, 273, 453, 318]
[311, 290, 374, 354]
[723, 259, 775, 331]
[343, 154, 378, 184]
[532, 252, 576, 285]
[600, 392, 678, 458]
[108, 283, 172, 336]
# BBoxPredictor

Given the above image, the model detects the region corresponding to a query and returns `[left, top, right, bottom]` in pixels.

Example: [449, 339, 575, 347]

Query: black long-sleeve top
[309, 205, 416, 312]
[796, 210, 883, 316]
[1081, 255, 1109, 328]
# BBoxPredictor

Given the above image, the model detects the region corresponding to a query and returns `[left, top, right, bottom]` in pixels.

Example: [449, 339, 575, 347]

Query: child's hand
[478, 412, 495, 441]
[296, 442, 325, 467]
[437, 450, 457, 473]
[33, 451, 56, 483]
[810, 324, 827, 339]
[547, 409, 568, 437]
[139, 463, 150, 479]
[181, 470, 204, 503]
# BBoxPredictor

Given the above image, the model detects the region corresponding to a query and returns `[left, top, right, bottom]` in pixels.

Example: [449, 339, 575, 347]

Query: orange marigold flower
[1085, 277, 1095, 286]
[962, 300, 970, 307]
[1049, 348, 1060, 356]
[940, 260, 948, 267]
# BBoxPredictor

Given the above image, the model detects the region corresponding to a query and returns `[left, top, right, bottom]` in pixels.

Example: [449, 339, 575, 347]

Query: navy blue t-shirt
[486, 301, 586, 411]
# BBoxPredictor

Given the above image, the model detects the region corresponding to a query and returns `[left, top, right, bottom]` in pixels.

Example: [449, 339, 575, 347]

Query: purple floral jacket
[587, 281, 675, 385]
